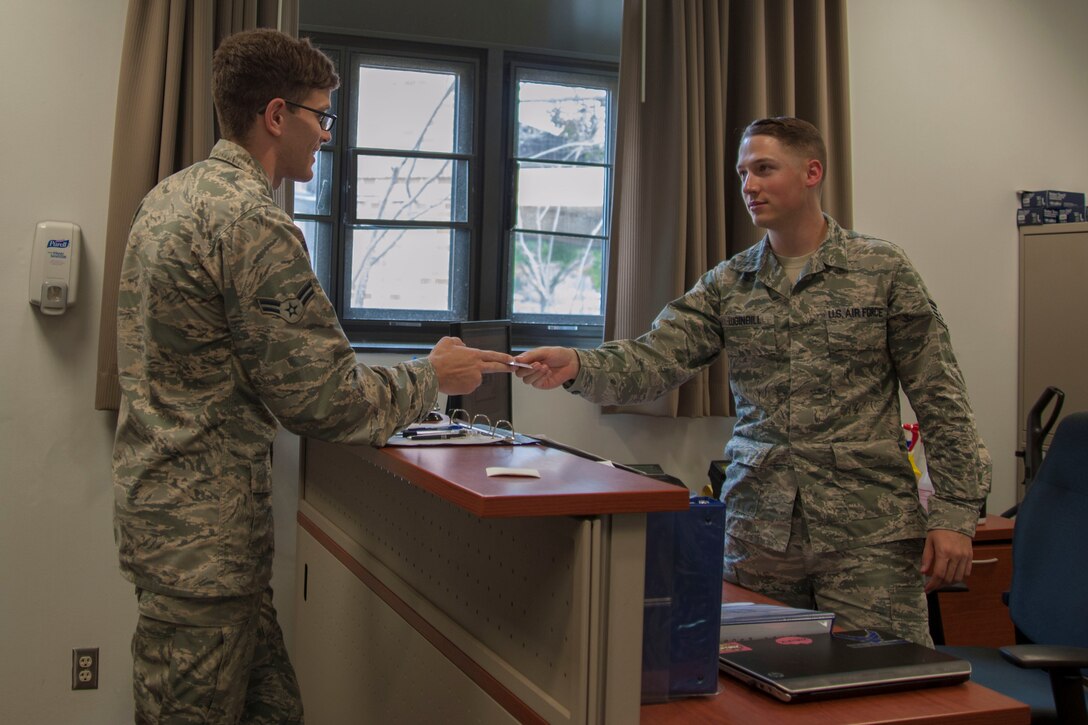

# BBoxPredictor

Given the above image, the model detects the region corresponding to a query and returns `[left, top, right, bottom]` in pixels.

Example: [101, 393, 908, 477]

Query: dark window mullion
[512, 157, 611, 170]
[509, 227, 606, 242]
[350, 220, 470, 230]
[331, 116, 348, 315]
[474, 47, 508, 321]
[355, 148, 472, 162]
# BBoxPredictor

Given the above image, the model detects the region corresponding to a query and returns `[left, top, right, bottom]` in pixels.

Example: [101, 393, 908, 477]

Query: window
[509, 66, 615, 342]
[295, 35, 617, 350]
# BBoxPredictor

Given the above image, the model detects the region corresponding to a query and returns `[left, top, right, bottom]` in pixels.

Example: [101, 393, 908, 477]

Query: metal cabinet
[1017, 221, 1088, 501]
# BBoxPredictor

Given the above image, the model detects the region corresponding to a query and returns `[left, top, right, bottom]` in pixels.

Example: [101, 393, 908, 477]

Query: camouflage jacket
[567, 216, 990, 552]
[113, 139, 437, 597]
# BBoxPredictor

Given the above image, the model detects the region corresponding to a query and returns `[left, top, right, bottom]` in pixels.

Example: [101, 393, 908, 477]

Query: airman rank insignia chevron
[928, 299, 947, 329]
[257, 280, 315, 324]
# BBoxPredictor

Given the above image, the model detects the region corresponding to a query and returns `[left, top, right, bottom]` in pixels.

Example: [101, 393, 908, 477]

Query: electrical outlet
[72, 647, 99, 690]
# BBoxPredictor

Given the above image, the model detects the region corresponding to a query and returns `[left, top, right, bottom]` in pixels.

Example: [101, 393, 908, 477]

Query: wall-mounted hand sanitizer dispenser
[29, 221, 81, 316]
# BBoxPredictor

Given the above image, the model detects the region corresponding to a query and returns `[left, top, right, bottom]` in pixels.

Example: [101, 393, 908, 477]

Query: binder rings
[386, 409, 536, 446]
[642, 496, 726, 702]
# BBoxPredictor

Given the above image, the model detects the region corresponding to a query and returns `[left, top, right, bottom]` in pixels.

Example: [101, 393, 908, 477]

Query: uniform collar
[209, 139, 274, 198]
[730, 214, 851, 276]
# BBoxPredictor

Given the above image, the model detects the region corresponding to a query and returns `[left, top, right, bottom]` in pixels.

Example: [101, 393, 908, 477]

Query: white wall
[0, 1, 132, 722]
[512, 387, 731, 488]
[4, 1, 1087, 722]
[847, 0, 1088, 514]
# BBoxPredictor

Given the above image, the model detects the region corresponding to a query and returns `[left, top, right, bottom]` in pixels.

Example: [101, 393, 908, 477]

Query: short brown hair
[212, 29, 339, 141]
[740, 116, 827, 171]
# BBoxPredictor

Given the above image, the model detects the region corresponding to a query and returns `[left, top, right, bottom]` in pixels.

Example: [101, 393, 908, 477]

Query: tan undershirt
[775, 249, 816, 286]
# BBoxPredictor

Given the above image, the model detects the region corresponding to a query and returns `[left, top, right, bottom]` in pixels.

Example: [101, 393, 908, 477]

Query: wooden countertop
[971, 514, 1015, 542]
[306, 438, 691, 518]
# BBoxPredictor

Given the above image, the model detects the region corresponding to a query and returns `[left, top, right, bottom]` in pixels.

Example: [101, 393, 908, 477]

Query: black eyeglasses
[270, 100, 336, 132]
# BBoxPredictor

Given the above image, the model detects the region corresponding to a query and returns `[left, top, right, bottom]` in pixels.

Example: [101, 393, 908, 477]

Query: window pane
[517, 81, 608, 163]
[295, 220, 334, 294]
[293, 149, 334, 216]
[356, 155, 468, 223]
[344, 227, 468, 315]
[515, 162, 606, 236]
[358, 66, 459, 153]
[511, 232, 603, 316]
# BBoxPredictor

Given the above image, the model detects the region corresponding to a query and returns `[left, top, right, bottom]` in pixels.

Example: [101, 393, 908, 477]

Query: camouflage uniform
[131, 588, 299, 724]
[566, 216, 990, 644]
[114, 139, 438, 721]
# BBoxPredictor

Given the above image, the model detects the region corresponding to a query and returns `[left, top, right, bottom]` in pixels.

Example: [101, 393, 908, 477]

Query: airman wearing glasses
[113, 28, 512, 724]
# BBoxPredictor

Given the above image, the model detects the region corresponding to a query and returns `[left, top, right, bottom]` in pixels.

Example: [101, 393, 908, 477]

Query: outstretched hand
[428, 336, 514, 395]
[512, 347, 579, 390]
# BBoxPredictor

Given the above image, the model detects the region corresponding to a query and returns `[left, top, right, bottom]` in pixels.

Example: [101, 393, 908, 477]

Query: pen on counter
[401, 425, 462, 436]
[403, 428, 468, 440]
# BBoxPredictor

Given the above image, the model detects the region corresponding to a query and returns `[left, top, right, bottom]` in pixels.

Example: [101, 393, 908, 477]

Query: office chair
[1005, 386, 1065, 518]
[939, 411, 1088, 724]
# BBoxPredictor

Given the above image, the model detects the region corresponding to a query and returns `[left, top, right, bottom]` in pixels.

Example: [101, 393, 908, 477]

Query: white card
[485, 467, 541, 478]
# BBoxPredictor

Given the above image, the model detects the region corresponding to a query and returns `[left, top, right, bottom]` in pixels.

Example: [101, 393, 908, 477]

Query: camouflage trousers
[722, 496, 934, 647]
[131, 586, 303, 724]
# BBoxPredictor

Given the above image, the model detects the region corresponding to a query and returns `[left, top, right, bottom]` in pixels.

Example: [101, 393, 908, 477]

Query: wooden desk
[640, 582, 1029, 725]
[937, 515, 1016, 646]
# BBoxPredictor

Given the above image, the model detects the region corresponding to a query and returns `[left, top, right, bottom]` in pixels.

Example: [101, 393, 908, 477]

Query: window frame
[299, 32, 618, 352]
[504, 56, 618, 349]
[340, 48, 479, 331]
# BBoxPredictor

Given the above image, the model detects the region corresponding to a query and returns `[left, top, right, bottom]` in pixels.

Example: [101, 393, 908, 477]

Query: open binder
[385, 409, 536, 447]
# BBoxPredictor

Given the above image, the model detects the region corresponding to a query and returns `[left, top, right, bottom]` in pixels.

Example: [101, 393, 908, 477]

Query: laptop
[718, 629, 971, 703]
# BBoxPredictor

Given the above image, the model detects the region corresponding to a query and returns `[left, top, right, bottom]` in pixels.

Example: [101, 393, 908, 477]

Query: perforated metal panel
[294, 528, 521, 725]
[301, 442, 600, 722]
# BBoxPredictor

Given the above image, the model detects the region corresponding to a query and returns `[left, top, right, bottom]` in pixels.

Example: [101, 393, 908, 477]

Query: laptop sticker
[833, 629, 909, 648]
[775, 636, 814, 645]
[720, 641, 753, 654]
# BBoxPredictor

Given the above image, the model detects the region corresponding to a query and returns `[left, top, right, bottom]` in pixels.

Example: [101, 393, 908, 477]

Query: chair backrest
[1008, 411, 1088, 647]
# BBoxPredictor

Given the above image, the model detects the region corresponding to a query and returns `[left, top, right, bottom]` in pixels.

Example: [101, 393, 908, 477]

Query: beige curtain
[94, 0, 298, 410]
[605, 0, 852, 418]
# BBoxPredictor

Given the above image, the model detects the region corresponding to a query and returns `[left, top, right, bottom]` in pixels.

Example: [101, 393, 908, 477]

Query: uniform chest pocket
[721, 318, 779, 361]
[250, 459, 272, 495]
[825, 315, 887, 355]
